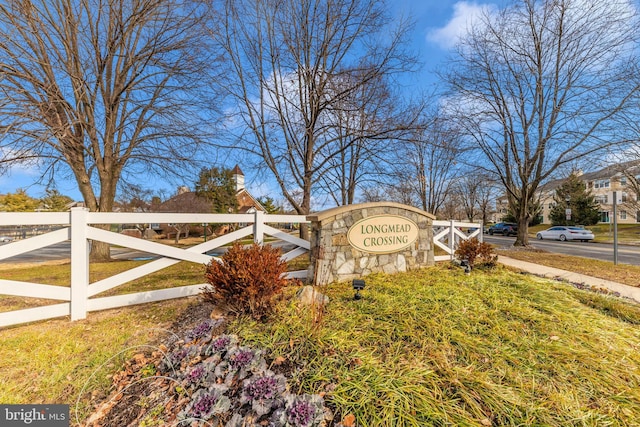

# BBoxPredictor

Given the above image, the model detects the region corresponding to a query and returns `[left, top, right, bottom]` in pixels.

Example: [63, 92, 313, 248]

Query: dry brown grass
[496, 248, 640, 287]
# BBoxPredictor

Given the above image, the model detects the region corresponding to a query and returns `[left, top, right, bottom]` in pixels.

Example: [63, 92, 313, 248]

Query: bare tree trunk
[515, 213, 531, 246]
[90, 227, 112, 262]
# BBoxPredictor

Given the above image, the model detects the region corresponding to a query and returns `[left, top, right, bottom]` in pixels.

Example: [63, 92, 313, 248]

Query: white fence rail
[0, 210, 480, 327]
[0, 209, 310, 327]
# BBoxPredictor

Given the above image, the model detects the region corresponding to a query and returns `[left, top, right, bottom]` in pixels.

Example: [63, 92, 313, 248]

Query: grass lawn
[496, 248, 640, 288]
[231, 266, 640, 426]
[3, 262, 639, 425]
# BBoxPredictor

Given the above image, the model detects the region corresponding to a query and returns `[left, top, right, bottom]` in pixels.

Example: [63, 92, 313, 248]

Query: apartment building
[497, 161, 640, 225]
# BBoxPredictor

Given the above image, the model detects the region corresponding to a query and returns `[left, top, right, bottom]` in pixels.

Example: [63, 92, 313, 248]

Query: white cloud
[427, 2, 494, 50]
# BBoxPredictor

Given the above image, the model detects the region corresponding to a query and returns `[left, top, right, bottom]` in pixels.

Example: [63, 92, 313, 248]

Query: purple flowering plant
[215, 345, 267, 385]
[184, 319, 219, 343]
[179, 385, 231, 422]
[184, 365, 206, 387]
[204, 334, 238, 357]
[158, 347, 189, 372]
[154, 330, 331, 426]
[273, 394, 327, 427]
[240, 371, 287, 416]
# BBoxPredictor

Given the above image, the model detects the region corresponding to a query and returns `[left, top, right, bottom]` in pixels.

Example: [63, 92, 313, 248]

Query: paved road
[0, 240, 290, 265]
[0, 241, 159, 264]
[484, 234, 640, 266]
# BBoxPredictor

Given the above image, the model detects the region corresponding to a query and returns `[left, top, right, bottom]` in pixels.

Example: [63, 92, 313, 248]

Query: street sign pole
[613, 191, 618, 265]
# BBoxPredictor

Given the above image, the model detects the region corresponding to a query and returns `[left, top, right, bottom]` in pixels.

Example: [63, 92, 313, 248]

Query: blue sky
[0, 1, 488, 202]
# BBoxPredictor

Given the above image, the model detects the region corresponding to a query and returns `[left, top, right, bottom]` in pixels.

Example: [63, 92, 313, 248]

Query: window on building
[594, 179, 610, 189]
[599, 211, 610, 223]
[620, 210, 627, 220]
[620, 176, 627, 186]
[622, 192, 628, 203]
[595, 195, 608, 204]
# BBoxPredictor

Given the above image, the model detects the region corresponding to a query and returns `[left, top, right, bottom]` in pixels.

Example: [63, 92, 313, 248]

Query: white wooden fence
[0, 209, 310, 327]
[433, 220, 483, 262]
[0, 210, 480, 327]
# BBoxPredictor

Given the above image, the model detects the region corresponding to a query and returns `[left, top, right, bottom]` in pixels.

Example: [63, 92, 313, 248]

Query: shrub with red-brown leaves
[203, 243, 289, 320]
[454, 238, 497, 269]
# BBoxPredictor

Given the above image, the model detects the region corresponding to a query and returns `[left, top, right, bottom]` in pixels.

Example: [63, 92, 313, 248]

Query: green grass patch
[497, 248, 640, 287]
[0, 260, 206, 312]
[231, 265, 640, 426]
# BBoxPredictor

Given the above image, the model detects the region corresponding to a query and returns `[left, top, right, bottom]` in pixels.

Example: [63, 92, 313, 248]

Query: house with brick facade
[153, 165, 265, 238]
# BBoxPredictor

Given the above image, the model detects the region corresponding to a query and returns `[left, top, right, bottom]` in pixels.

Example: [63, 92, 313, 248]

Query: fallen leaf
[481, 418, 492, 426]
[349, 358, 362, 367]
[342, 413, 356, 427]
[133, 353, 146, 363]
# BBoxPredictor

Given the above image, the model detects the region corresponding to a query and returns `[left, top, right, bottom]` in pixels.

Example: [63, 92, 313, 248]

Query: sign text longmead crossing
[347, 215, 419, 254]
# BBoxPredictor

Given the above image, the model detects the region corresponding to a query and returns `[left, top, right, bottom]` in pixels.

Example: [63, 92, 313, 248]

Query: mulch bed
[82, 301, 217, 426]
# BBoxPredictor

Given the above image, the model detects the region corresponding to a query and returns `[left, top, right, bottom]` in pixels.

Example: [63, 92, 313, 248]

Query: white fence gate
[0, 210, 481, 327]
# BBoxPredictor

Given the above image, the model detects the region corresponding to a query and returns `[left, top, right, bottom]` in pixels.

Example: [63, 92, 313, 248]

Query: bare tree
[476, 175, 500, 226]
[439, 191, 464, 221]
[397, 113, 463, 217]
[442, 0, 640, 245]
[454, 169, 499, 223]
[156, 187, 211, 243]
[217, 0, 415, 237]
[0, 0, 215, 259]
[317, 74, 419, 206]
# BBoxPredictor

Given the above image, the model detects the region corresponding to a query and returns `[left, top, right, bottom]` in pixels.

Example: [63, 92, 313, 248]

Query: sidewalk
[498, 256, 640, 304]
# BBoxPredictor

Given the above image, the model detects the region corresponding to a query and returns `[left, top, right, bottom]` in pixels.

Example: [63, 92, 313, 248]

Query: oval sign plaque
[347, 215, 419, 254]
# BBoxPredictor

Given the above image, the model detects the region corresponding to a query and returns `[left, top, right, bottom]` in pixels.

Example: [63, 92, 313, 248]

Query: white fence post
[449, 219, 455, 261]
[70, 207, 90, 321]
[253, 210, 265, 244]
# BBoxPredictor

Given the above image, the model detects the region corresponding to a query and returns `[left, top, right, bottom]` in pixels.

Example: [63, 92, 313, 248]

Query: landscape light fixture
[460, 259, 471, 275]
[352, 279, 365, 300]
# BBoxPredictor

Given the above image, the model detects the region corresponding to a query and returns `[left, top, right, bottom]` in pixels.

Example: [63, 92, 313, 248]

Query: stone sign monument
[307, 202, 435, 285]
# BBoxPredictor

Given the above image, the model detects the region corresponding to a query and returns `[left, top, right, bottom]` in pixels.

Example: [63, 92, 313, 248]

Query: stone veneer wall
[307, 202, 435, 286]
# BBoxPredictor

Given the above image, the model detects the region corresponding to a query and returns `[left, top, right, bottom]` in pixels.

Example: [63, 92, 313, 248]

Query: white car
[536, 226, 594, 242]
[0, 236, 13, 242]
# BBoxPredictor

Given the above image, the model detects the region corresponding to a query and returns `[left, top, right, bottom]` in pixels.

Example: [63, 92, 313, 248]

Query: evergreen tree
[194, 167, 239, 214]
[256, 196, 281, 214]
[549, 173, 600, 226]
[40, 189, 73, 211]
[504, 199, 543, 226]
[0, 189, 39, 212]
